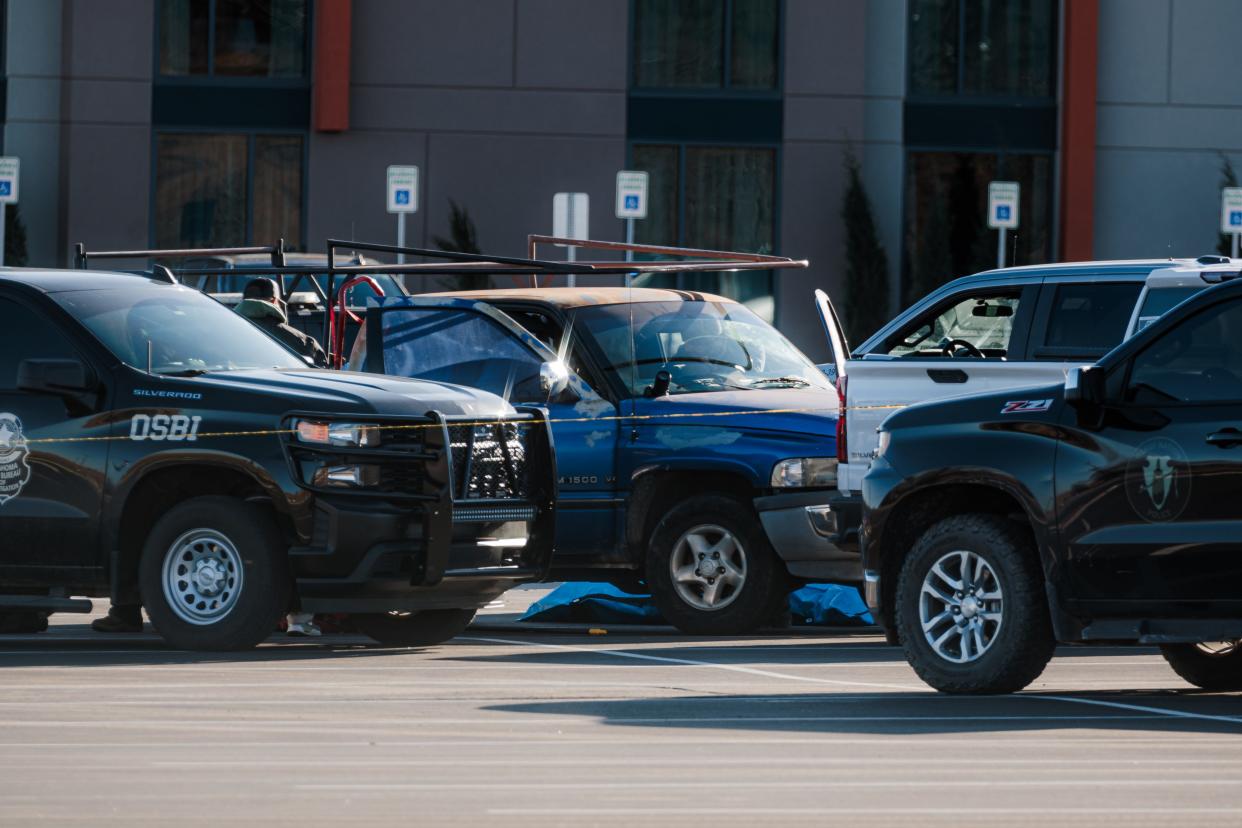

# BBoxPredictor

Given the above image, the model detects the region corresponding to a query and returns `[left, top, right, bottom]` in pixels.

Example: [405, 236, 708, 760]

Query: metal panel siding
[313, 0, 351, 132]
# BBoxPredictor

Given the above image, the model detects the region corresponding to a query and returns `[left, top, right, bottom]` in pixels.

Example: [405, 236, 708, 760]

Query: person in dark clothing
[235, 278, 329, 367]
[91, 603, 142, 633]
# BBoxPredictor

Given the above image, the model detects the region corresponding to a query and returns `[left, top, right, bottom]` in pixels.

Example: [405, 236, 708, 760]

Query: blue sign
[1231, 210, 1242, 227]
[624, 194, 639, 211]
[394, 189, 410, 205]
[0, 182, 11, 197]
[996, 205, 1011, 221]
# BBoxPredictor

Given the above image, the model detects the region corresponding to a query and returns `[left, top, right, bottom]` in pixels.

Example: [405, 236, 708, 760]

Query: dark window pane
[684, 147, 775, 314]
[908, 0, 959, 95]
[730, 0, 779, 89]
[904, 151, 1052, 302]
[158, 0, 209, 76]
[632, 144, 680, 247]
[634, 0, 724, 89]
[1129, 299, 1242, 403]
[154, 133, 249, 248]
[963, 0, 1057, 97]
[1043, 283, 1142, 352]
[253, 135, 303, 248]
[0, 299, 78, 389]
[214, 0, 307, 78]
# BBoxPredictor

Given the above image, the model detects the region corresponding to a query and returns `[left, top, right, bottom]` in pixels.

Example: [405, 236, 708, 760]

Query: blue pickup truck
[349, 285, 851, 634]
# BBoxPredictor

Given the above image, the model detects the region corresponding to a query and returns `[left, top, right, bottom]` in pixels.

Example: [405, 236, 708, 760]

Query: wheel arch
[626, 464, 758, 566]
[105, 456, 294, 606]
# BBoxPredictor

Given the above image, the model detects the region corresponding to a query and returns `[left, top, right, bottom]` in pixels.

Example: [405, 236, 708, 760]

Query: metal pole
[397, 213, 406, 264]
[997, 228, 1006, 270]
[567, 246, 576, 288]
[625, 218, 634, 263]
[1233, 233, 1239, 259]
[0, 204, 7, 267]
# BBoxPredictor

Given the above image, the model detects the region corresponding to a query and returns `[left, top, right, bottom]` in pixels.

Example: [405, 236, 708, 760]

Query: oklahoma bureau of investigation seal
[1124, 436, 1191, 523]
[0, 413, 31, 506]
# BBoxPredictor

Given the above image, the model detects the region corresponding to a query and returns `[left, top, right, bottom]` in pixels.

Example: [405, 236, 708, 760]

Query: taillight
[835, 375, 847, 464]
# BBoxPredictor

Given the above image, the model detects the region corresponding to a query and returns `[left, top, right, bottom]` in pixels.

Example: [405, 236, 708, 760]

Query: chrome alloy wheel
[669, 524, 747, 611]
[919, 549, 1003, 664]
[162, 528, 244, 625]
[1195, 641, 1241, 656]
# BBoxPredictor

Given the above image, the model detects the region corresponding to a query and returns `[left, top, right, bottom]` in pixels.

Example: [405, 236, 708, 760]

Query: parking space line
[490, 807, 1242, 817]
[1037, 694, 1242, 726]
[301, 778, 1242, 791]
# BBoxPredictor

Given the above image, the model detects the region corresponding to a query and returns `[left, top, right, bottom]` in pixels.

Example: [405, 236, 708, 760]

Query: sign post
[0, 158, 20, 267]
[615, 171, 649, 271]
[553, 192, 590, 287]
[1221, 187, 1242, 259]
[386, 165, 419, 263]
[987, 181, 1020, 269]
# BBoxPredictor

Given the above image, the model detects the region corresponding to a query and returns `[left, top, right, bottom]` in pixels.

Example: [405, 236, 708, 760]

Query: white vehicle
[815, 255, 1240, 586]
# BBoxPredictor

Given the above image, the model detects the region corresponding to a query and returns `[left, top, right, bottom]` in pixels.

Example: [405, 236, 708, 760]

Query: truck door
[0, 294, 112, 577]
[361, 297, 620, 561]
[1058, 294, 1242, 607]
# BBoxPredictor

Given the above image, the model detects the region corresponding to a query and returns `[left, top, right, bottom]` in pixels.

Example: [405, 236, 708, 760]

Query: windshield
[1134, 285, 1204, 333]
[52, 285, 308, 375]
[576, 300, 832, 396]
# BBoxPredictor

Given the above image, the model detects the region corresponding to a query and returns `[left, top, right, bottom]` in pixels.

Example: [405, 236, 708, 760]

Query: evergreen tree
[840, 150, 890, 342]
[431, 199, 486, 290]
[1217, 153, 1239, 258]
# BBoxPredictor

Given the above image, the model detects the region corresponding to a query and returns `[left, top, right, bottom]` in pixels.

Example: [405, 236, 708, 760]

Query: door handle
[927, 369, 968, 384]
[1206, 428, 1242, 448]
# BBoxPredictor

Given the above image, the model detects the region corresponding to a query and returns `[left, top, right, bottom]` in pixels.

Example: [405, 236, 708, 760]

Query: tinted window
[159, 0, 307, 78]
[379, 308, 546, 404]
[633, 0, 778, 90]
[0, 298, 80, 389]
[1128, 298, 1242, 404]
[1042, 283, 1140, 352]
[1134, 285, 1203, 334]
[886, 292, 1021, 358]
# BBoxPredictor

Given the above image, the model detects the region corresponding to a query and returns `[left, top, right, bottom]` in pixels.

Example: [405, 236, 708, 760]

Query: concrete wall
[777, 0, 904, 361]
[1094, 0, 1242, 260]
[307, 0, 630, 287]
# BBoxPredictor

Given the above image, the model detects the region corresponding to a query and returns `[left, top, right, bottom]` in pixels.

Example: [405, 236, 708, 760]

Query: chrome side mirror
[539, 361, 570, 399]
[1065, 365, 1103, 406]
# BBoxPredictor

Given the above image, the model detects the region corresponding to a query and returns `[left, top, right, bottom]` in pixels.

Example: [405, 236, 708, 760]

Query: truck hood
[882, 382, 1066, 432]
[184, 369, 519, 418]
[634, 388, 838, 439]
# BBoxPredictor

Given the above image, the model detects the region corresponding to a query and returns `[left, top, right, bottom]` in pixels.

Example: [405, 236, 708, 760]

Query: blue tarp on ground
[519, 582, 873, 626]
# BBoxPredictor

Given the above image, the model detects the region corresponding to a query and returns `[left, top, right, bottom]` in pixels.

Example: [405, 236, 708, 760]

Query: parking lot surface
[2, 601, 1241, 827]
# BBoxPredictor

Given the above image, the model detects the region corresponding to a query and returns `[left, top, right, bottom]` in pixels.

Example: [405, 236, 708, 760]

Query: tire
[139, 495, 289, 651]
[646, 494, 786, 635]
[1160, 642, 1242, 690]
[895, 514, 1054, 694]
[354, 609, 477, 647]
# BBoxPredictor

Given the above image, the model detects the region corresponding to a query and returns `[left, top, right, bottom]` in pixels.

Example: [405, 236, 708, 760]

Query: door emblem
[1125, 437, 1191, 522]
[0, 413, 31, 506]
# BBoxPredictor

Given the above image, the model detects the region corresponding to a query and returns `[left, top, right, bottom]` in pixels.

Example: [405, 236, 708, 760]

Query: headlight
[876, 429, 892, 458]
[770, 457, 838, 488]
[294, 419, 383, 448]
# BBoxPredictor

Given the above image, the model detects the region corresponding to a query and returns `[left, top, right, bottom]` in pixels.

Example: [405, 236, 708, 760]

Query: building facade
[2, 0, 1241, 359]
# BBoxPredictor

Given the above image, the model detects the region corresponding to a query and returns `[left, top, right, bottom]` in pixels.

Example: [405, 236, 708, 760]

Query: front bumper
[754, 491, 862, 583]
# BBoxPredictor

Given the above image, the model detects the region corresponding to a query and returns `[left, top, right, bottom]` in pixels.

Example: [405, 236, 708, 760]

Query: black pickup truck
[0, 265, 555, 650]
[863, 273, 1242, 693]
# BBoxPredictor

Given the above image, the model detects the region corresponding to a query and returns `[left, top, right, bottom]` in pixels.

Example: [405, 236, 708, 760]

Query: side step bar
[0, 595, 94, 613]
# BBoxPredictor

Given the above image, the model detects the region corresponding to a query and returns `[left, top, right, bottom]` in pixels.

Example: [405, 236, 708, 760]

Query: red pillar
[1059, 0, 1099, 261]
[313, 0, 352, 133]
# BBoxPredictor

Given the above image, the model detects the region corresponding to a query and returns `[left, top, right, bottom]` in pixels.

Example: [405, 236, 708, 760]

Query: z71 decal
[1000, 399, 1053, 414]
[130, 414, 203, 442]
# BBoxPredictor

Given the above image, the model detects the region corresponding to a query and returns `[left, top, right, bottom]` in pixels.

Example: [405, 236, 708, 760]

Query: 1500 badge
[130, 414, 204, 442]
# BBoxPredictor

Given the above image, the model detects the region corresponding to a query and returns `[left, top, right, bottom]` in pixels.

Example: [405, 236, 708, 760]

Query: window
[0, 299, 80, 389]
[631, 143, 777, 316]
[904, 151, 1052, 301]
[379, 309, 547, 404]
[158, 0, 307, 78]
[908, 0, 1057, 98]
[154, 133, 304, 249]
[886, 292, 1021, 358]
[633, 0, 779, 91]
[1040, 283, 1142, 355]
[1127, 299, 1242, 404]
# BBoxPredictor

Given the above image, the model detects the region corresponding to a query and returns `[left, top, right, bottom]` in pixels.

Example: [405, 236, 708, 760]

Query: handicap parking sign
[395, 189, 410, 206]
[1231, 210, 1242, 228]
[625, 195, 639, 211]
[0, 182, 10, 197]
[996, 205, 1011, 222]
